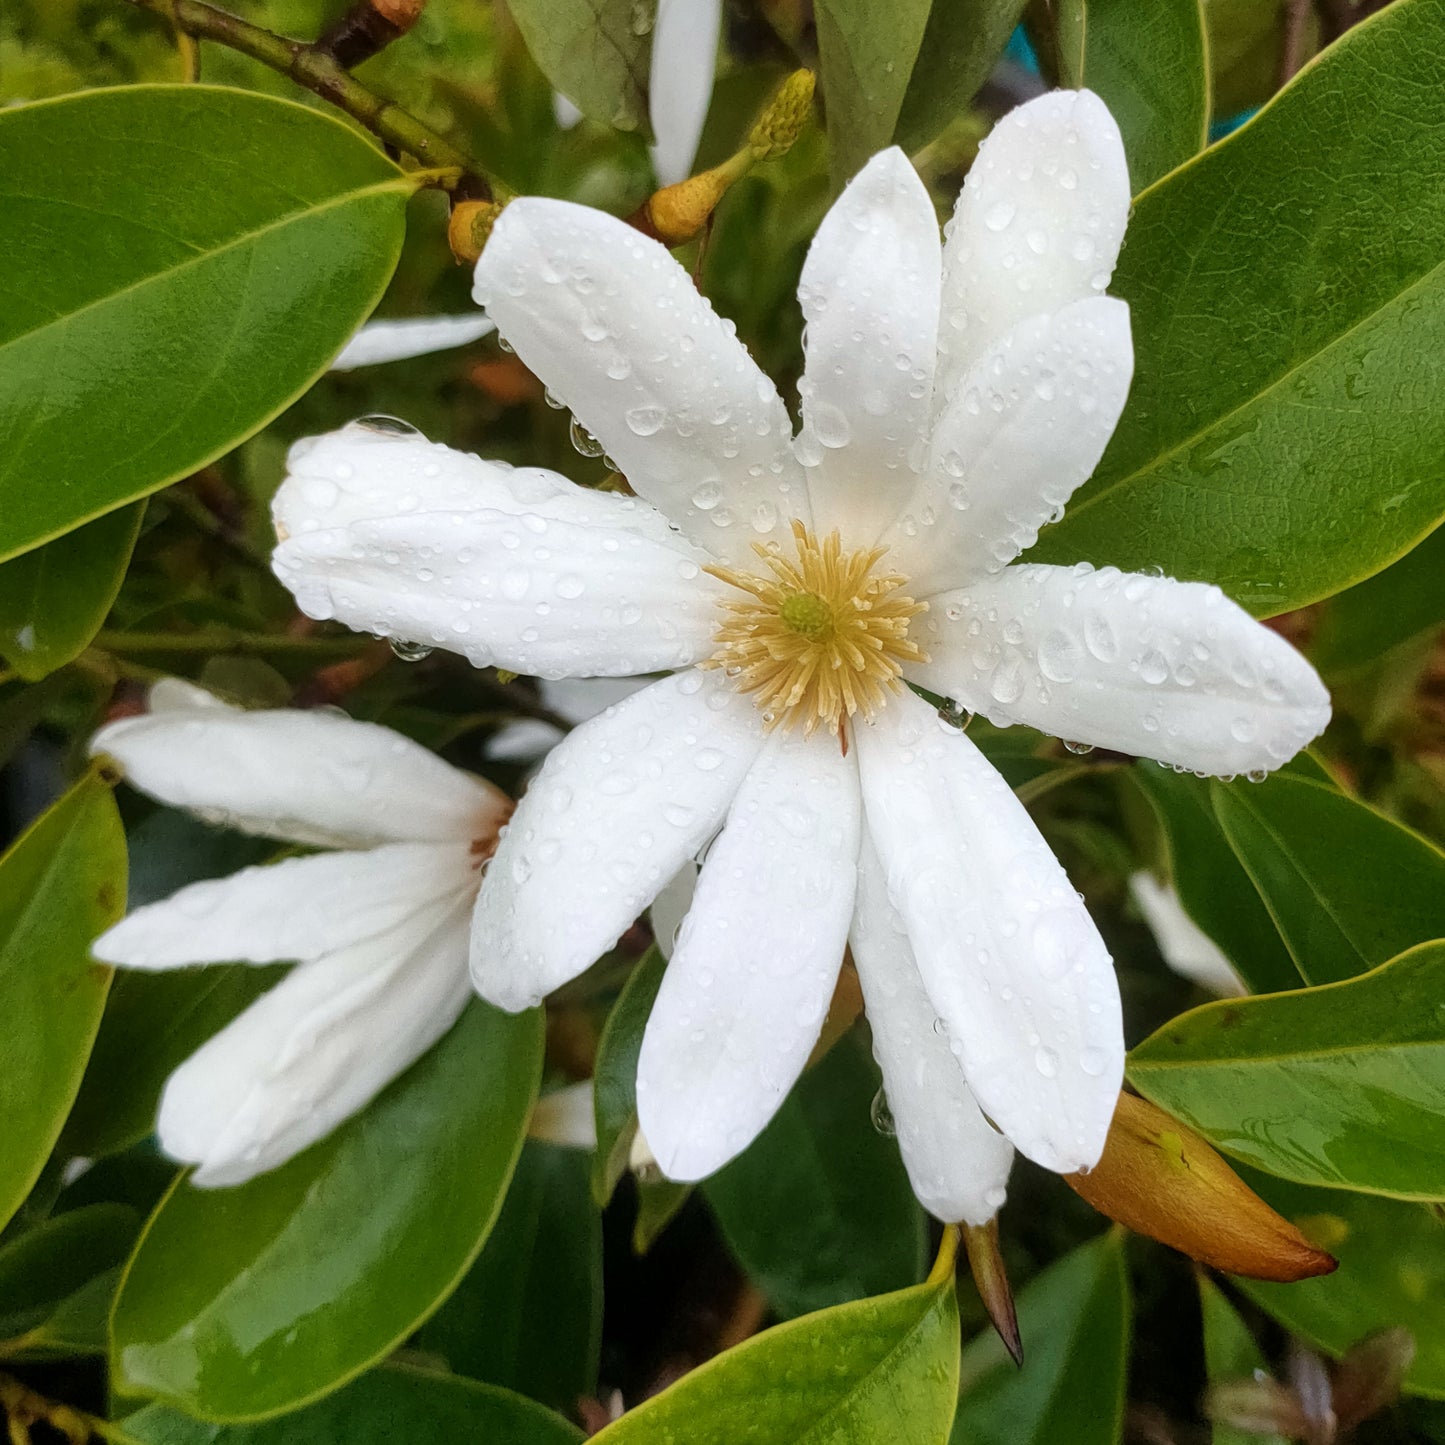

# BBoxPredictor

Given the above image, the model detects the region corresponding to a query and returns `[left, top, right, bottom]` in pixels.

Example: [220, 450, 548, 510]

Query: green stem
[124, 0, 492, 198]
[94, 629, 371, 656]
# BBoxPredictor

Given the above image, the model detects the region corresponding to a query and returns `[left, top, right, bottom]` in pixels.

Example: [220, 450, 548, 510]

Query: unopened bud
[448, 199, 505, 265]
[641, 159, 744, 246]
[748, 69, 816, 161]
[961, 1218, 1022, 1365]
[1066, 1092, 1337, 1282]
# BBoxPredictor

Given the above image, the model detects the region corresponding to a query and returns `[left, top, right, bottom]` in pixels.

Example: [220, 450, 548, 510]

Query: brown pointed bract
[962, 1218, 1023, 1365]
[1065, 1091, 1337, 1282]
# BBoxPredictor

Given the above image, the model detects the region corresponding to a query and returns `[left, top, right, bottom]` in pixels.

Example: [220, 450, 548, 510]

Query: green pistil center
[779, 591, 834, 641]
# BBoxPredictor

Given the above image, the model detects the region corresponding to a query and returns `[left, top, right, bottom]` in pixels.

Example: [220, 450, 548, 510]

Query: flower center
[702, 519, 927, 736]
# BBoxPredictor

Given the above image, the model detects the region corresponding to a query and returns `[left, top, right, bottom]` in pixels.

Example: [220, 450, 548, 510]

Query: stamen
[702, 520, 927, 736]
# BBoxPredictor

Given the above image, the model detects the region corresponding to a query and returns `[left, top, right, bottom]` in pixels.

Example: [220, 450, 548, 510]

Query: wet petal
[93, 843, 474, 970]
[637, 728, 860, 1180]
[274, 504, 727, 679]
[797, 148, 941, 542]
[855, 688, 1122, 1174]
[329, 314, 494, 371]
[885, 297, 1132, 592]
[938, 89, 1130, 397]
[92, 696, 505, 850]
[648, 0, 722, 185]
[851, 830, 1014, 1225]
[910, 564, 1332, 775]
[471, 671, 764, 1010]
[159, 897, 473, 1186]
[485, 677, 653, 763]
[473, 198, 808, 564]
[1130, 873, 1245, 997]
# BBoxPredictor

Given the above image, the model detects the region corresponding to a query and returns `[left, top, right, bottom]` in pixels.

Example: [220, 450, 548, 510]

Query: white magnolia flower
[89, 681, 511, 1187]
[272, 91, 1329, 1223]
[1129, 872, 1246, 997]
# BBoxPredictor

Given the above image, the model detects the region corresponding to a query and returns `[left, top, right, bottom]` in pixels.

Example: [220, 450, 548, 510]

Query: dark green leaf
[1130, 941, 1445, 1199]
[1054, 0, 1208, 188]
[951, 1231, 1131, 1445]
[508, 0, 656, 137]
[703, 1033, 926, 1319]
[1239, 1172, 1445, 1399]
[631, 1176, 690, 1254]
[0, 769, 124, 1228]
[111, 1000, 543, 1421]
[1311, 524, 1445, 673]
[894, 0, 1029, 153]
[815, 0, 933, 184]
[123, 1363, 584, 1445]
[1198, 1277, 1286, 1445]
[0, 1203, 137, 1345]
[1033, 0, 1445, 614]
[0, 505, 143, 678]
[1210, 772, 1445, 985]
[593, 1253, 960, 1444]
[1131, 765, 1301, 994]
[415, 1140, 601, 1411]
[0, 85, 410, 560]
[592, 946, 667, 1207]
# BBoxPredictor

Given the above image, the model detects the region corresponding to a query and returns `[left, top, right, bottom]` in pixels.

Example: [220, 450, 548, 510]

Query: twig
[123, 0, 492, 198]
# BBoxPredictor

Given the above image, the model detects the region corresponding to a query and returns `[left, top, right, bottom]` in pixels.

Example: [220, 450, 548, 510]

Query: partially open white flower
[89, 681, 511, 1187]
[272, 91, 1329, 1223]
[330, 314, 495, 372]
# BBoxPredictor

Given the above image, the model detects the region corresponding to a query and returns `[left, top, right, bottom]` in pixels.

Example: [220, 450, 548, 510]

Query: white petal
[485, 719, 566, 763]
[637, 728, 860, 1180]
[329, 315, 494, 372]
[92, 703, 505, 850]
[529, 1079, 598, 1148]
[274, 505, 726, 679]
[274, 422, 669, 539]
[885, 297, 1133, 592]
[796, 148, 941, 542]
[148, 679, 237, 713]
[1130, 873, 1245, 997]
[648, 0, 722, 185]
[855, 689, 1122, 1173]
[472, 199, 808, 564]
[910, 564, 1332, 776]
[485, 680, 653, 763]
[649, 859, 697, 960]
[852, 830, 1013, 1224]
[93, 842, 474, 970]
[158, 897, 473, 1186]
[471, 671, 764, 1010]
[937, 89, 1131, 397]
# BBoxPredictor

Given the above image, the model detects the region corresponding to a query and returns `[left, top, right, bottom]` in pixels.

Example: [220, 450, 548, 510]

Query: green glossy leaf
[0, 85, 409, 560]
[592, 946, 667, 1207]
[123, 1364, 583, 1445]
[0, 504, 143, 678]
[1130, 941, 1445, 1199]
[1311, 524, 1445, 673]
[815, 0, 933, 184]
[1055, 0, 1208, 188]
[951, 1232, 1131, 1445]
[1033, 0, 1445, 615]
[593, 1258, 959, 1444]
[415, 1140, 601, 1411]
[1239, 1171, 1445, 1399]
[0, 769, 124, 1229]
[112, 1000, 543, 1421]
[0, 1203, 137, 1345]
[508, 0, 655, 137]
[631, 1176, 690, 1254]
[1198, 1277, 1286, 1445]
[1211, 772, 1445, 985]
[1131, 765, 1300, 994]
[703, 1033, 926, 1319]
[894, 0, 1028, 153]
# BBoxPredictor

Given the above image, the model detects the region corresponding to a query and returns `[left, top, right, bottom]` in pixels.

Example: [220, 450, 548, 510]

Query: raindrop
[570, 418, 606, 457]
[1062, 739, 1094, 755]
[390, 639, 432, 663]
[870, 1087, 897, 1137]
[625, 404, 667, 436]
[1246, 768, 1269, 784]
[356, 414, 420, 436]
[983, 200, 1017, 232]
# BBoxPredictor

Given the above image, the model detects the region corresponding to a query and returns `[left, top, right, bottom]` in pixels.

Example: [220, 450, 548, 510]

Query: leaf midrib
[0, 175, 409, 364]
[1058, 244, 1445, 530]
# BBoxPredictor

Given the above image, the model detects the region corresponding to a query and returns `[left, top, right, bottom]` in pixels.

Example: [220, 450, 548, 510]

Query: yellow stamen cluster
[702, 520, 927, 736]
